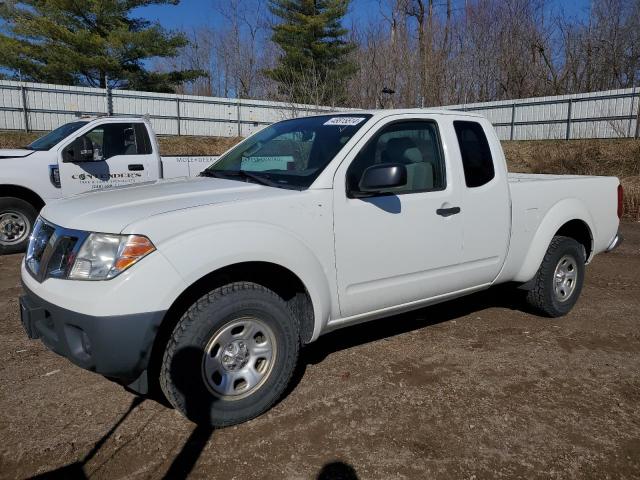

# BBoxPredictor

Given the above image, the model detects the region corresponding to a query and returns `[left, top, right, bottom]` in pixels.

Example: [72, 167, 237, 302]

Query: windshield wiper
[236, 170, 284, 188]
[201, 169, 285, 189]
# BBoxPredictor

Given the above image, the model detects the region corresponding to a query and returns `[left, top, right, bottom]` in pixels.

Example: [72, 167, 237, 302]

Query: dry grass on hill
[1, 130, 638, 219]
[0, 130, 241, 156]
[0, 131, 39, 148]
[157, 135, 242, 156]
[503, 139, 640, 220]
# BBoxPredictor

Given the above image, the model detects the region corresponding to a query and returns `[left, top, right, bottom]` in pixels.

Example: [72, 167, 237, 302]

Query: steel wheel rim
[553, 254, 578, 302]
[0, 211, 30, 245]
[202, 316, 277, 400]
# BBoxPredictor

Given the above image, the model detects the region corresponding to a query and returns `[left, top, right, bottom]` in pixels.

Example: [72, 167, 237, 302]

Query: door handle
[436, 206, 461, 217]
[128, 164, 144, 171]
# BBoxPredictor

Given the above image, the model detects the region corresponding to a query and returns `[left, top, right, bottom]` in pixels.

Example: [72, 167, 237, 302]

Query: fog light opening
[81, 331, 92, 356]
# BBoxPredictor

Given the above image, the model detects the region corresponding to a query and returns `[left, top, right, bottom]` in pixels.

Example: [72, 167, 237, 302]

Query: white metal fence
[0, 79, 345, 138]
[0, 79, 638, 140]
[444, 87, 640, 141]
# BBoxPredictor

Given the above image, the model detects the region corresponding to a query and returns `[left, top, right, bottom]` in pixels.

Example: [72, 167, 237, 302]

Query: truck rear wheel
[160, 282, 300, 427]
[525, 236, 585, 317]
[0, 197, 37, 255]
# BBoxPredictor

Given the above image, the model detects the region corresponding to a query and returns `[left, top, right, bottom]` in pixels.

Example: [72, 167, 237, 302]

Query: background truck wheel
[525, 236, 585, 317]
[160, 282, 300, 427]
[0, 197, 37, 255]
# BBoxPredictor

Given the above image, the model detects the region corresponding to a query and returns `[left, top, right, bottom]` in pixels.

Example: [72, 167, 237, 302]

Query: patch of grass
[0, 130, 242, 156]
[503, 139, 640, 220]
[157, 135, 242, 156]
[0, 131, 39, 148]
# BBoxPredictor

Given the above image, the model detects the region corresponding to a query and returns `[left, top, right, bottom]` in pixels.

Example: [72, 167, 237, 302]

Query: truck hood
[0, 149, 35, 159]
[40, 176, 287, 233]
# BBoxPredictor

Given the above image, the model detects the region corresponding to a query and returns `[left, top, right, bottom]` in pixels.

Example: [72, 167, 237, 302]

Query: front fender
[0, 155, 60, 201]
[158, 221, 334, 341]
[514, 198, 595, 282]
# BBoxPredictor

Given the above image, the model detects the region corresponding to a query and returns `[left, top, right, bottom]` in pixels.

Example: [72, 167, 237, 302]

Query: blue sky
[137, 0, 592, 32]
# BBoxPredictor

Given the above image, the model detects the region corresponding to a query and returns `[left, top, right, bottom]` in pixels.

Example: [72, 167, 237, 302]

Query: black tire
[525, 236, 585, 317]
[0, 197, 38, 255]
[160, 282, 300, 427]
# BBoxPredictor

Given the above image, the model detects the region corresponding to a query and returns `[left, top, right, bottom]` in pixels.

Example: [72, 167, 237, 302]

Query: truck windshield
[28, 121, 88, 151]
[205, 114, 372, 189]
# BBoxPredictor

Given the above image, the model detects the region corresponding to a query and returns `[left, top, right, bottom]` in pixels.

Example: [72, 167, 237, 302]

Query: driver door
[333, 117, 465, 318]
[58, 122, 153, 196]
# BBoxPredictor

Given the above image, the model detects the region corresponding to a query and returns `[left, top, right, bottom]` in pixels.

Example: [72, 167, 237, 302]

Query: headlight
[69, 233, 155, 280]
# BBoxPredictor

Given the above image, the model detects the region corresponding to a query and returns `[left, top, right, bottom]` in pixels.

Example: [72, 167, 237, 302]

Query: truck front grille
[26, 218, 89, 282]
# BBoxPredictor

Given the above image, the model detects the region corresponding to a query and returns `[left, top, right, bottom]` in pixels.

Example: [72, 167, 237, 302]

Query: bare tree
[156, 0, 640, 109]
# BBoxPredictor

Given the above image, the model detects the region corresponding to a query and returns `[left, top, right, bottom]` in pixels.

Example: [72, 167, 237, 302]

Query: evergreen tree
[0, 0, 204, 92]
[266, 0, 356, 105]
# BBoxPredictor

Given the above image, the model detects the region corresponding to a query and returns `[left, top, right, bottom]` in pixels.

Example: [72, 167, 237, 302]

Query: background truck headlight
[69, 233, 155, 280]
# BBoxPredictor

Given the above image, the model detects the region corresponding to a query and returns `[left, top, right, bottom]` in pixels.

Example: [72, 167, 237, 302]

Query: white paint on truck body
[21, 109, 621, 343]
[161, 156, 219, 179]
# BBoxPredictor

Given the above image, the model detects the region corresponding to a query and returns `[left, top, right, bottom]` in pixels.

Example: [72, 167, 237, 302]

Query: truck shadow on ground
[31, 397, 145, 479]
[30, 347, 217, 480]
[30, 284, 525, 479]
[297, 283, 530, 369]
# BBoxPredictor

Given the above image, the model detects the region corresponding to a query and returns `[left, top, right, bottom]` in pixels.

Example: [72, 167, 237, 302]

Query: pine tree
[266, 0, 356, 105]
[0, 1, 205, 93]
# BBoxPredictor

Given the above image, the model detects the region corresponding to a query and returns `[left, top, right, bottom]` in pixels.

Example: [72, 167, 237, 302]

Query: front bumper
[20, 284, 165, 387]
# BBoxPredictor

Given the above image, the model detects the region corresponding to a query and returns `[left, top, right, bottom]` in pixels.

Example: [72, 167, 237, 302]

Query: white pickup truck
[0, 116, 215, 253]
[19, 110, 623, 427]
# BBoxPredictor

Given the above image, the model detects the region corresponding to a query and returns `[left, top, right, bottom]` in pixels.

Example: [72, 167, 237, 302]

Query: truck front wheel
[160, 282, 300, 427]
[0, 197, 38, 255]
[525, 236, 585, 317]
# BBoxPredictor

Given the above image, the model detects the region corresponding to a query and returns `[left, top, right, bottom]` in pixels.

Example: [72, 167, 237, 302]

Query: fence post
[627, 87, 636, 137]
[635, 89, 640, 139]
[105, 85, 113, 116]
[237, 98, 242, 137]
[510, 103, 516, 140]
[565, 98, 573, 140]
[20, 85, 29, 132]
[176, 98, 181, 136]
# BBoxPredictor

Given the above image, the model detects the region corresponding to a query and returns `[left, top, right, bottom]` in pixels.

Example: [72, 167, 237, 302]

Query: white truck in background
[0, 117, 216, 253]
[19, 110, 623, 427]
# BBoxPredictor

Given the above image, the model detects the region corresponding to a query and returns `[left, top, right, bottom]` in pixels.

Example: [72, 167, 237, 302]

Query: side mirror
[63, 137, 94, 162]
[355, 163, 407, 196]
[62, 145, 75, 163]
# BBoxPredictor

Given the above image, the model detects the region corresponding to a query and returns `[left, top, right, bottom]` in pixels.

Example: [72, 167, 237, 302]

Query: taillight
[617, 184, 624, 219]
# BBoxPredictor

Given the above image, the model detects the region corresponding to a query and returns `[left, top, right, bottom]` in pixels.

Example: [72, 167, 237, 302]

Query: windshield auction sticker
[323, 117, 366, 126]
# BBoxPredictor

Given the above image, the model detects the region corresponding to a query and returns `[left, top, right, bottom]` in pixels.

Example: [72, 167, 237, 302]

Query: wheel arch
[555, 219, 593, 261]
[145, 260, 319, 398]
[0, 184, 46, 211]
[514, 198, 594, 283]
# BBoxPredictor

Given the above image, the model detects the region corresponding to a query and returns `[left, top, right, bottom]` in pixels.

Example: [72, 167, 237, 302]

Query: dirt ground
[0, 224, 639, 480]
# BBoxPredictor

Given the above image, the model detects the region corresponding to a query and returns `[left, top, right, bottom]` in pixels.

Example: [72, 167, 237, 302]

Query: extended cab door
[58, 121, 155, 196]
[450, 118, 511, 286]
[332, 116, 466, 318]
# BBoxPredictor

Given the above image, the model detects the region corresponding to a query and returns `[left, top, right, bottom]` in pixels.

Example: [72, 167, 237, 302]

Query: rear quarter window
[453, 121, 495, 188]
[134, 124, 153, 154]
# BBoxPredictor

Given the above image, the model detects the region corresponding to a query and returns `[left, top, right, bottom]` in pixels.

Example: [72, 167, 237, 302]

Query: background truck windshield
[206, 114, 372, 189]
[28, 121, 87, 151]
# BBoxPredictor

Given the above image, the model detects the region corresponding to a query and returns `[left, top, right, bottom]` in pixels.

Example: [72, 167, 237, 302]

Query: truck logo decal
[71, 173, 143, 181]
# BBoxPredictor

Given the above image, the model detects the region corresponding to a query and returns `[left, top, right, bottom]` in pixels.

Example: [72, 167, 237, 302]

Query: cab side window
[453, 121, 495, 188]
[63, 123, 152, 162]
[347, 121, 446, 195]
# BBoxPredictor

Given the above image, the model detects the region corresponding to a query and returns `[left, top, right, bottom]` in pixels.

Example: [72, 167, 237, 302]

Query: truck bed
[496, 172, 620, 284]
